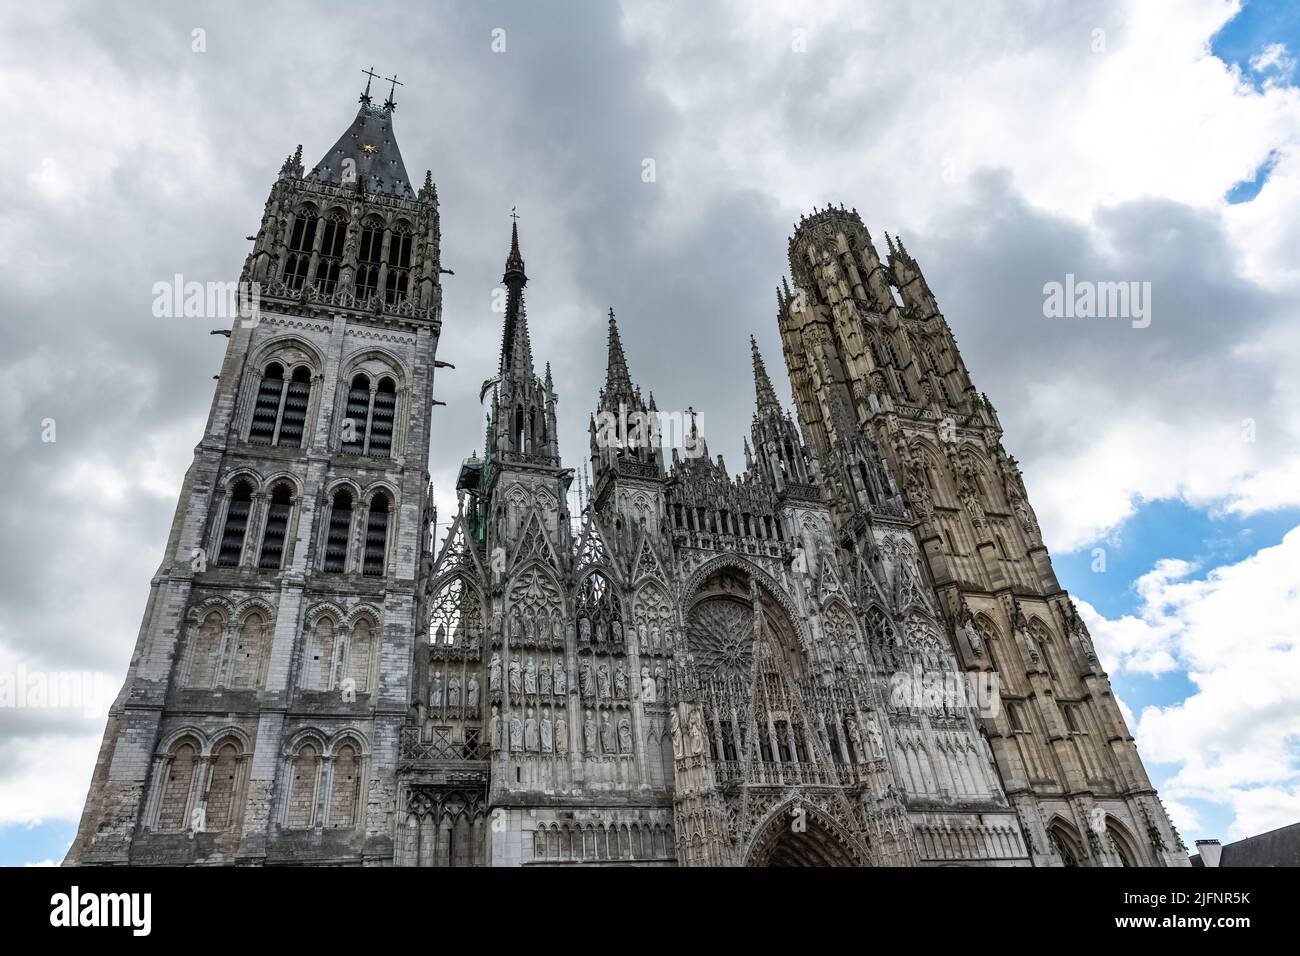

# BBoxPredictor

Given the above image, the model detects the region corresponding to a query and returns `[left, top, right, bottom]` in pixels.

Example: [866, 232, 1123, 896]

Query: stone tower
[777, 205, 1187, 866]
[67, 81, 445, 865]
[68, 89, 1185, 867]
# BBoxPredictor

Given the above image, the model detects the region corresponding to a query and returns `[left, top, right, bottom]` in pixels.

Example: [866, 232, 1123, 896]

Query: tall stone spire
[499, 216, 532, 378]
[600, 307, 637, 412]
[750, 335, 781, 415]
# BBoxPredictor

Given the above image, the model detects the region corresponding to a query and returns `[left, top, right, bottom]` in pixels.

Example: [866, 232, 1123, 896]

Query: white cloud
[1083, 526, 1300, 842]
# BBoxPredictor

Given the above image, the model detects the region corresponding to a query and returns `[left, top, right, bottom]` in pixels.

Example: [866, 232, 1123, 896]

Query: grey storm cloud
[0, 0, 1294, 827]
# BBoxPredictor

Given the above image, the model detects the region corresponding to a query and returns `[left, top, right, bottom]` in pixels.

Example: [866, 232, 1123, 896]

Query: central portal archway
[744, 805, 868, 867]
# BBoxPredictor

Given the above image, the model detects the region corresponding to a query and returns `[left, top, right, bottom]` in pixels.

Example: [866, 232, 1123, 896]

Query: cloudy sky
[1, 0, 1298, 866]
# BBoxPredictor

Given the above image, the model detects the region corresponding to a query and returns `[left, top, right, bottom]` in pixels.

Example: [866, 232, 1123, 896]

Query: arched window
[230, 611, 268, 689]
[384, 222, 413, 305]
[342, 373, 371, 454]
[313, 211, 346, 294]
[217, 481, 253, 567]
[157, 739, 199, 831]
[285, 742, 321, 829]
[249, 362, 284, 444]
[205, 738, 242, 830]
[429, 577, 484, 648]
[1050, 822, 1085, 867]
[368, 377, 396, 457]
[329, 743, 360, 827]
[284, 209, 317, 291]
[188, 611, 225, 687]
[258, 483, 293, 569]
[307, 616, 337, 690]
[323, 490, 352, 573]
[355, 220, 383, 300]
[363, 494, 390, 576]
[1108, 821, 1139, 866]
[346, 618, 374, 693]
[250, 363, 312, 447]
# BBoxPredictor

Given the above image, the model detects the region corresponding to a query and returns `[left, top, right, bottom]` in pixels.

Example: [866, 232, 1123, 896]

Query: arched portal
[744, 804, 868, 867]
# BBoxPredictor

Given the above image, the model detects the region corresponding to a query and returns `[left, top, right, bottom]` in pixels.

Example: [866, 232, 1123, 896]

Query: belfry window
[355, 221, 383, 300]
[249, 363, 312, 448]
[384, 222, 412, 306]
[217, 480, 253, 567]
[314, 212, 346, 294]
[284, 211, 317, 291]
[340, 374, 396, 458]
[258, 484, 293, 569]
[323, 489, 352, 573]
[363, 493, 390, 576]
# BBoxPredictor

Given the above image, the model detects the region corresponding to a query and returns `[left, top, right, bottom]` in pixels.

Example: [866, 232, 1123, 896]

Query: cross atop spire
[382, 72, 404, 112]
[360, 66, 379, 105]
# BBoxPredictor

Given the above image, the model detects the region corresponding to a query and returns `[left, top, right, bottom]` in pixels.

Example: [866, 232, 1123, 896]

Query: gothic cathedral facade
[67, 89, 1187, 868]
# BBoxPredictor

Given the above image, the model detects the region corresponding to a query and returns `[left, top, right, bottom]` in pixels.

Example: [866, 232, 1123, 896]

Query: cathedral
[66, 82, 1188, 868]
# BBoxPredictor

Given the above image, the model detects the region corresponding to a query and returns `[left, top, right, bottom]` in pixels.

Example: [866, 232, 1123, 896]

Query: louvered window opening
[324, 491, 352, 573]
[218, 482, 252, 567]
[363, 496, 389, 576]
[258, 486, 293, 569]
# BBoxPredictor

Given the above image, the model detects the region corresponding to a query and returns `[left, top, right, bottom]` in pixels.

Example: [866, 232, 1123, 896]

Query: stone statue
[508, 657, 522, 695]
[489, 653, 502, 693]
[525, 707, 539, 751]
[597, 662, 611, 699]
[640, 665, 655, 703]
[555, 715, 568, 754]
[618, 716, 633, 754]
[866, 713, 884, 757]
[654, 665, 666, 701]
[524, 656, 537, 695]
[670, 709, 683, 758]
[614, 662, 628, 698]
[600, 712, 615, 753]
[846, 716, 866, 762]
[583, 710, 597, 753]
[447, 673, 463, 708]
[466, 675, 480, 716]
[538, 660, 551, 696]
[488, 705, 500, 750]
[688, 708, 705, 755]
[429, 670, 443, 707]
[579, 618, 592, 644]
[648, 624, 660, 653]
[508, 712, 523, 752]
[553, 660, 566, 695]
[579, 658, 594, 697]
[540, 707, 553, 753]
[612, 620, 623, 643]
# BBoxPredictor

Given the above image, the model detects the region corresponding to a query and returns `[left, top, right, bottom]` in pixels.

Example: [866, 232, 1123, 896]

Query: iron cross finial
[360, 66, 380, 104]
[383, 72, 404, 111]
[510, 206, 519, 223]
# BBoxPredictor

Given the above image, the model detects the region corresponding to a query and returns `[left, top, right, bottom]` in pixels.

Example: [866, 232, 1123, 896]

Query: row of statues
[428, 671, 480, 715]
[487, 705, 636, 756]
[487, 653, 673, 703]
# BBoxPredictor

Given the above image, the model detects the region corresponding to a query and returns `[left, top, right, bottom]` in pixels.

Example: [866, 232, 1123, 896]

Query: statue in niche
[688, 708, 705, 755]
[511, 613, 522, 642]
[509, 712, 523, 752]
[638, 622, 649, 652]
[552, 617, 563, 645]
[553, 661, 567, 695]
[583, 710, 597, 753]
[434, 622, 448, 645]
[640, 666, 655, 703]
[525, 707, 539, 751]
[600, 712, 615, 753]
[538, 659, 551, 696]
[489, 653, 502, 693]
[597, 662, 611, 699]
[524, 656, 537, 695]
[579, 658, 594, 697]
[593, 618, 604, 644]
[614, 662, 628, 699]
[654, 665, 666, 701]
[488, 705, 501, 750]
[579, 618, 592, 644]
[618, 716, 633, 754]
[447, 675, 461, 709]
[466, 675, 480, 716]
[555, 715, 569, 754]
[670, 709, 683, 758]
[541, 707, 553, 753]
[845, 716, 866, 762]
[612, 620, 623, 643]
[429, 671, 443, 708]
[648, 624, 661, 653]
[508, 656, 522, 695]
[866, 713, 884, 757]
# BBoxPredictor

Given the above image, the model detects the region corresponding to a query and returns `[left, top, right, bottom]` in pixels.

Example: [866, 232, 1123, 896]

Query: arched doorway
[744, 804, 868, 867]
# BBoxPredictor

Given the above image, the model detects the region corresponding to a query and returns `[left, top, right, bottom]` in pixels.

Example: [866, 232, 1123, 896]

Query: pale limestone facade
[66, 91, 1187, 867]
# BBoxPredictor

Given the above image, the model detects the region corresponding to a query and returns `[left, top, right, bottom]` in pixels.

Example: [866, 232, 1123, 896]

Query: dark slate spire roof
[504, 219, 526, 283]
[307, 101, 414, 198]
[599, 308, 639, 412]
